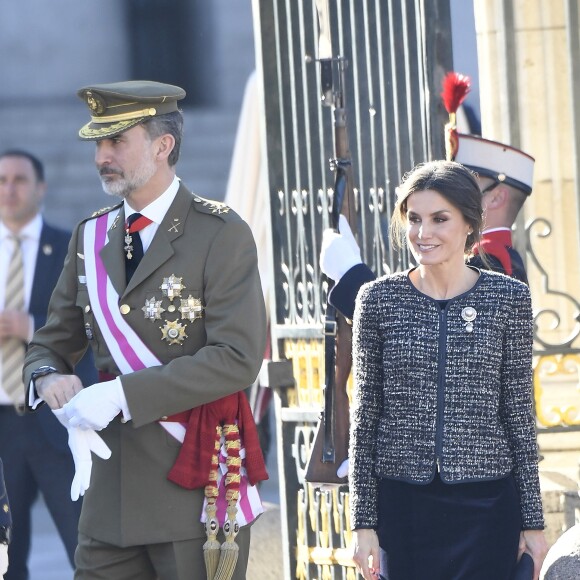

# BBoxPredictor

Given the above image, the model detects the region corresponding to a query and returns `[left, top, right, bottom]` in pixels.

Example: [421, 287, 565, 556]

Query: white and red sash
[83, 211, 263, 525]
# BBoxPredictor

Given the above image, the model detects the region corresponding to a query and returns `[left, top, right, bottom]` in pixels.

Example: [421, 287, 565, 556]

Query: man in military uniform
[320, 136, 534, 320]
[23, 81, 267, 579]
[455, 133, 534, 285]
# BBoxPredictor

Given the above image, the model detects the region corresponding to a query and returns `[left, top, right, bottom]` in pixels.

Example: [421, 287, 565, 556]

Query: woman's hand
[520, 530, 549, 580]
[352, 528, 380, 579]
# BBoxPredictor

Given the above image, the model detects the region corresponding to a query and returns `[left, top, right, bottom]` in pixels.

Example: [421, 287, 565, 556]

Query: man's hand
[36, 373, 83, 410]
[0, 310, 30, 344]
[63, 379, 128, 431]
[320, 215, 362, 282]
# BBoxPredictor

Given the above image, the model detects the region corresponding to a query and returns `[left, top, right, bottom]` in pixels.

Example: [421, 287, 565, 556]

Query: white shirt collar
[0, 213, 43, 242]
[123, 175, 180, 224]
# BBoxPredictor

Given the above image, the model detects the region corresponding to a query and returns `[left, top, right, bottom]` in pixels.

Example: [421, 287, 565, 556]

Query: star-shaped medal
[160, 320, 188, 345]
[142, 297, 166, 322]
[179, 295, 204, 321]
[160, 275, 185, 301]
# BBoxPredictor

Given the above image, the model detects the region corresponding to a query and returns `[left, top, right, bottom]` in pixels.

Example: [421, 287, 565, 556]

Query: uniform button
[160, 416, 168, 420]
[120, 304, 131, 315]
[167, 305, 176, 313]
[85, 305, 91, 313]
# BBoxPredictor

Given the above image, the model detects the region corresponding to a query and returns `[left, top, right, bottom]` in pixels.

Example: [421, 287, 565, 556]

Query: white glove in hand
[320, 215, 362, 282]
[53, 408, 112, 501]
[63, 379, 127, 431]
[68, 427, 112, 501]
[336, 457, 349, 478]
[0, 543, 8, 576]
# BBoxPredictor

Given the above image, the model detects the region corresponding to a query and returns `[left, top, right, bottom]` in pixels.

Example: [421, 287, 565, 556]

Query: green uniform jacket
[23, 183, 267, 547]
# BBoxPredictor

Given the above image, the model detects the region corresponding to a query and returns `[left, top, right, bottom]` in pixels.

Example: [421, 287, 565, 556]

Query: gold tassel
[213, 502, 240, 580]
[213, 423, 242, 580]
[203, 425, 222, 580]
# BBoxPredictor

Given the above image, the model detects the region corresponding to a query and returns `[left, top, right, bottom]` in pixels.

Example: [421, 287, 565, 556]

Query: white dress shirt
[123, 175, 180, 252]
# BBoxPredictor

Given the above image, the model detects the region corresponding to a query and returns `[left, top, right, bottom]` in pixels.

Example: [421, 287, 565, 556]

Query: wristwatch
[31, 365, 58, 381]
[30, 366, 58, 392]
[0, 525, 11, 545]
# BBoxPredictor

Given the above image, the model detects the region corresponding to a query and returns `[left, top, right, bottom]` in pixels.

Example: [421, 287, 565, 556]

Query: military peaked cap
[77, 80, 186, 140]
[455, 133, 535, 195]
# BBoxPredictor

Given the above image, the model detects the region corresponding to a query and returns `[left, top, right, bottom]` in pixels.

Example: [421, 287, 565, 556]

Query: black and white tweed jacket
[349, 268, 544, 531]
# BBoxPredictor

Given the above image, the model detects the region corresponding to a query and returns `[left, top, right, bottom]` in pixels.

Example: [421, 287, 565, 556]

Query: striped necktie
[3, 235, 25, 407]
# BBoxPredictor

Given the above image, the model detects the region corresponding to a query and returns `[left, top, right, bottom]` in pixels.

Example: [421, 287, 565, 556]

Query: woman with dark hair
[349, 160, 548, 580]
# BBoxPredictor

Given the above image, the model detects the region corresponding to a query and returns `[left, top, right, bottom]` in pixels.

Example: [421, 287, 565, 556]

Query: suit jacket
[28, 223, 97, 450]
[23, 184, 267, 547]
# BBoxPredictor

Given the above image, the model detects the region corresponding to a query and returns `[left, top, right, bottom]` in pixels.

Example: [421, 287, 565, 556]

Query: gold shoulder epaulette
[91, 206, 114, 217]
[79, 202, 122, 225]
[192, 195, 230, 216]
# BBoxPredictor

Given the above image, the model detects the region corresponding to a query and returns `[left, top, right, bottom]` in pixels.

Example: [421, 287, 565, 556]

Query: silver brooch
[461, 306, 477, 333]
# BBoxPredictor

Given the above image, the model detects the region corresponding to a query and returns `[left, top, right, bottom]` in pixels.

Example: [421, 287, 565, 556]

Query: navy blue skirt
[376, 472, 521, 580]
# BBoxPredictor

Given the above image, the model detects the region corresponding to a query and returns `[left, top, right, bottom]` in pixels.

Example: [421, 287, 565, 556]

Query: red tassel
[441, 72, 471, 114]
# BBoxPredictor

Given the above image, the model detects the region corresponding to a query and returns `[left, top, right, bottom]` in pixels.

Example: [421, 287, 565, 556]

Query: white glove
[63, 379, 129, 431]
[53, 408, 112, 501]
[0, 543, 7, 576]
[68, 427, 112, 501]
[320, 215, 362, 282]
[336, 457, 349, 478]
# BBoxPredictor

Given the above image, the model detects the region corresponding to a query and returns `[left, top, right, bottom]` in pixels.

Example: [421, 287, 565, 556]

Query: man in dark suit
[23, 82, 267, 580]
[0, 150, 97, 580]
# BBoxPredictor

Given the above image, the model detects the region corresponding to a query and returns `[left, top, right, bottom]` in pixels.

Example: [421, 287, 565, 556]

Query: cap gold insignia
[142, 297, 166, 321]
[160, 319, 188, 345]
[179, 295, 204, 321]
[461, 306, 477, 333]
[42, 244, 53, 256]
[160, 274, 184, 301]
[86, 91, 106, 115]
[193, 196, 230, 215]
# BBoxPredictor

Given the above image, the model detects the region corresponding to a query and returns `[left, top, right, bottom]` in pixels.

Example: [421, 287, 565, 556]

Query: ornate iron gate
[252, 1, 453, 577]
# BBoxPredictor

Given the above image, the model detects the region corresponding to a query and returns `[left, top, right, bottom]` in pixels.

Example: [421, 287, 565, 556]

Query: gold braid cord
[203, 425, 222, 579]
[205, 423, 243, 580]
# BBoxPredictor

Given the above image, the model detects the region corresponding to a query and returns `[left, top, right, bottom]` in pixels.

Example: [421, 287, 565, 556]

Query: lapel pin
[168, 219, 181, 233]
